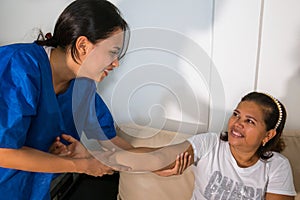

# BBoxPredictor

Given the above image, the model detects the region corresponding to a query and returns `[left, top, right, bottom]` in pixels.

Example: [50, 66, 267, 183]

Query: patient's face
[227, 100, 268, 152]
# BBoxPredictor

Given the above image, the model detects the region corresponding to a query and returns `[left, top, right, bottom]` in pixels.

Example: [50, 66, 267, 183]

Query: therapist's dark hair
[220, 92, 287, 160]
[36, 0, 129, 63]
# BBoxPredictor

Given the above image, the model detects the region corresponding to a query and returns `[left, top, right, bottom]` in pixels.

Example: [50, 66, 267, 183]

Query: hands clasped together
[49, 134, 192, 177]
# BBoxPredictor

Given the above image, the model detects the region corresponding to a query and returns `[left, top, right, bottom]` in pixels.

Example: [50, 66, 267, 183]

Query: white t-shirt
[187, 132, 296, 200]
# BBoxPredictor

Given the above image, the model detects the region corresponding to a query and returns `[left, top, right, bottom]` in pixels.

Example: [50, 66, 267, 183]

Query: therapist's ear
[76, 36, 92, 58]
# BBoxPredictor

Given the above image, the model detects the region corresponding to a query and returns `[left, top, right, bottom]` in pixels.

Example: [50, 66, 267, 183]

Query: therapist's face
[79, 28, 124, 82]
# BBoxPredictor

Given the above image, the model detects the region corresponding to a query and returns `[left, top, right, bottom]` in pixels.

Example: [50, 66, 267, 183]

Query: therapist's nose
[111, 58, 119, 68]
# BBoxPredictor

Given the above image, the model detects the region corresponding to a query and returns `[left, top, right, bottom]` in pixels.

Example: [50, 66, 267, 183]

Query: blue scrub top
[0, 42, 116, 200]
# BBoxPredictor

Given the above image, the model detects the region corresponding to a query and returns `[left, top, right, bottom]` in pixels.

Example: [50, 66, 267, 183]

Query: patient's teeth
[232, 130, 242, 137]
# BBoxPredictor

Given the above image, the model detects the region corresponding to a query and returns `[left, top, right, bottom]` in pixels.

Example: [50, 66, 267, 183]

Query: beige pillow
[116, 124, 195, 200]
[281, 131, 300, 199]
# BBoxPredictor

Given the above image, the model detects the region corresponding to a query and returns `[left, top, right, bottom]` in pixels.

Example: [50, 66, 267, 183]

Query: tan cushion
[118, 168, 194, 200]
[116, 124, 195, 200]
[281, 130, 300, 198]
[116, 124, 193, 147]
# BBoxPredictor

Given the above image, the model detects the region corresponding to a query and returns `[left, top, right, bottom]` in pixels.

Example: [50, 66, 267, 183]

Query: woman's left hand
[154, 152, 192, 177]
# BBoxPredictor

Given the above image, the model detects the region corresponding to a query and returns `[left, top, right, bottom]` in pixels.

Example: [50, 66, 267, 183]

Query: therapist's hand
[79, 156, 115, 176]
[62, 134, 91, 158]
[91, 150, 132, 172]
[72, 149, 131, 177]
[49, 134, 131, 176]
[49, 134, 91, 159]
[49, 136, 68, 155]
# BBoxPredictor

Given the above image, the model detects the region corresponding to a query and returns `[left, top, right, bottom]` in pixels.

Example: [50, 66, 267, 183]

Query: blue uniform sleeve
[94, 93, 116, 139]
[72, 78, 116, 140]
[82, 92, 116, 140]
[0, 46, 40, 149]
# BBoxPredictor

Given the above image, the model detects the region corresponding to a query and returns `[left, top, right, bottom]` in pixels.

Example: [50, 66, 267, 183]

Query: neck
[50, 47, 77, 94]
[229, 145, 259, 168]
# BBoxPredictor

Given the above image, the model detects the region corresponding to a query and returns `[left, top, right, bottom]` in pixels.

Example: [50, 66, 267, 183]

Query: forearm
[112, 141, 193, 172]
[113, 150, 165, 172]
[99, 135, 134, 151]
[0, 146, 86, 173]
[265, 193, 294, 200]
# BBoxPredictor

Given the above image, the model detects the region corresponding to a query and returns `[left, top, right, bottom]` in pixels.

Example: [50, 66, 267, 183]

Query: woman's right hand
[154, 152, 192, 177]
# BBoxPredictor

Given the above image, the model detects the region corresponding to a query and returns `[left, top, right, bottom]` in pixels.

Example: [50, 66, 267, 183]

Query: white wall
[211, 0, 262, 131]
[100, 0, 214, 134]
[0, 0, 73, 44]
[257, 0, 300, 130]
[1, 0, 299, 132]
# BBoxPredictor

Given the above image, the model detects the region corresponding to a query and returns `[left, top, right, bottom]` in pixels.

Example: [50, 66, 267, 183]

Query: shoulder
[265, 152, 296, 196]
[187, 132, 220, 159]
[0, 43, 47, 107]
[268, 152, 290, 163]
[265, 152, 294, 179]
[267, 152, 292, 168]
[0, 42, 46, 59]
[188, 132, 219, 143]
[0, 42, 47, 75]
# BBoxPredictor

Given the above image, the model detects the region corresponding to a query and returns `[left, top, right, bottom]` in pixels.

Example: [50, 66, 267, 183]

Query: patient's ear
[263, 129, 277, 144]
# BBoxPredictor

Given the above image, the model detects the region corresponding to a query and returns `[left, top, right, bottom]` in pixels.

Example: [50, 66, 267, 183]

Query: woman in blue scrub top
[0, 1, 135, 199]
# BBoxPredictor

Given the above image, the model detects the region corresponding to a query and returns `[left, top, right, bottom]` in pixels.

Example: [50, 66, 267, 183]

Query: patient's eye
[232, 111, 239, 118]
[247, 119, 253, 124]
[246, 118, 256, 126]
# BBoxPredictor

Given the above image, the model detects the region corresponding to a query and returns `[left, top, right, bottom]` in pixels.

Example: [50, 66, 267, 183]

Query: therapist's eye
[110, 51, 119, 57]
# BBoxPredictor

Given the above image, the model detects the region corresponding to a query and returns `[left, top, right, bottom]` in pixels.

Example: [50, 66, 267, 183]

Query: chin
[97, 76, 106, 82]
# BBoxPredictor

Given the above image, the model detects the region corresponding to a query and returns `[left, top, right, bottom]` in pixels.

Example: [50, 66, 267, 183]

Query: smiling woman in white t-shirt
[107, 91, 296, 200]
